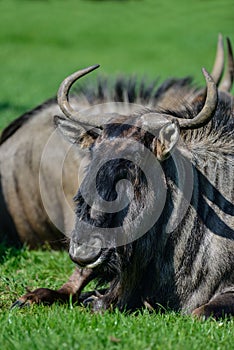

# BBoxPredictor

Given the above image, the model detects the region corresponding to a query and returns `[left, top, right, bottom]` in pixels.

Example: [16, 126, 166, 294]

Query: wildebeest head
[54, 36, 233, 270]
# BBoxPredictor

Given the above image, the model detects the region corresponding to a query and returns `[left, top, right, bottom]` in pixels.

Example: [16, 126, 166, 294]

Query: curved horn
[141, 69, 218, 131]
[211, 33, 225, 85]
[57, 64, 110, 127]
[219, 37, 234, 92]
[179, 68, 218, 129]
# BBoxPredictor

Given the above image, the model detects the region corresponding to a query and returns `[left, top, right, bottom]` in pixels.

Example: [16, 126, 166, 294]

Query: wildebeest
[11, 35, 234, 319]
[0, 98, 79, 249]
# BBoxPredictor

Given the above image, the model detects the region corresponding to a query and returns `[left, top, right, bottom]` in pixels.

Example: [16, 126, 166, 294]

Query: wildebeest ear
[54, 115, 101, 148]
[154, 121, 180, 161]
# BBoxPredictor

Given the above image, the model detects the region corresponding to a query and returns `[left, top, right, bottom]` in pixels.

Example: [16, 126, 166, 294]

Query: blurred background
[0, 0, 233, 129]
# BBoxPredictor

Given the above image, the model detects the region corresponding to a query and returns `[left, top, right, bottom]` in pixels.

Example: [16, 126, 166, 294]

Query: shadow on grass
[0, 242, 24, 264]
[0, 101, 29, 115]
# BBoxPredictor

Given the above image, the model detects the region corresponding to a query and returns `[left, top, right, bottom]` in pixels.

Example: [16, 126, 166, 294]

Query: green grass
[0, 0, 234, 349]
[0, 0, 233, 129]
[1, 247, 234, 350]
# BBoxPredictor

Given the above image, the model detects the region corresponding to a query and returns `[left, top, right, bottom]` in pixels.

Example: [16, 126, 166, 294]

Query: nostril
[69, 235, 103, 267]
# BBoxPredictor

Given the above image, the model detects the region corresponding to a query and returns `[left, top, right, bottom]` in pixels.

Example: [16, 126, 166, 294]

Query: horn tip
[92, 64, 100, 70]
[217, 33, 224, 49]
[202, 67, 213, 82]
[218, 33, 223, 42]
[226, 37, 233, 55]
[87, 64, 100, 74]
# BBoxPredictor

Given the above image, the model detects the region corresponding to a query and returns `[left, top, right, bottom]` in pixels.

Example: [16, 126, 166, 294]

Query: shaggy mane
[1, 75, 232, 156]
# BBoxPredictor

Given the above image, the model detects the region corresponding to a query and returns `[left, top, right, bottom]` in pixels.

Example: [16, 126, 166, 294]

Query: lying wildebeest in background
[10, 35, 234, 319]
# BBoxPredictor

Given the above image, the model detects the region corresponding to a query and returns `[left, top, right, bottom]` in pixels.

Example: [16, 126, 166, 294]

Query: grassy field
[0, 0, 234, 129]
[0, 0, 234, 349]
[1, 247, 234, 350]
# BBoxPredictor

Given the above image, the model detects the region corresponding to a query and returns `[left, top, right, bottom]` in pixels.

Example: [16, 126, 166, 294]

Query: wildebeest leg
[192, 290, 234, 319]
[81, 282, 120, 312]
[12, 267, 96, 308]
